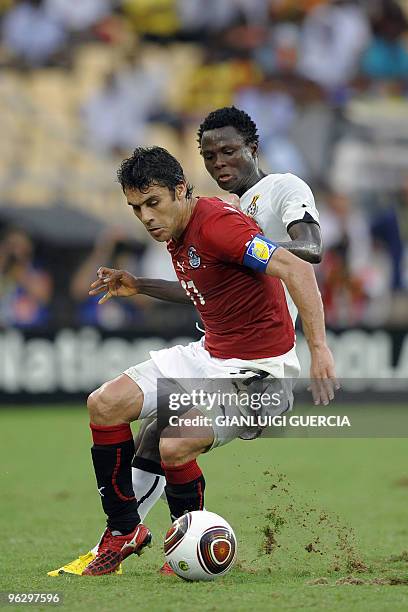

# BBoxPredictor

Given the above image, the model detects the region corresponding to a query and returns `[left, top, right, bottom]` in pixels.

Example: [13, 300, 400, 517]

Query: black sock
[165, 476, 206, 521]
[90, 423, 140, 534]
[162, 460, 205, 520]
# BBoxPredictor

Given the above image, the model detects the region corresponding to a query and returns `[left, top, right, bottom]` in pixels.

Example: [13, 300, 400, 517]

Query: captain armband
[243, 234, 280, 272]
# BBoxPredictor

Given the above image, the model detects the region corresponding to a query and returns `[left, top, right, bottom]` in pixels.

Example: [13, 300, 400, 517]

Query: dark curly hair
[197, 106, 259, 150]
[117, 146, 193, 198]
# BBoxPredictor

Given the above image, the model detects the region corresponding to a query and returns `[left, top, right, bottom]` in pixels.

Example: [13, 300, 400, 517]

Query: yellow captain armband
[243, 234, 279, 272]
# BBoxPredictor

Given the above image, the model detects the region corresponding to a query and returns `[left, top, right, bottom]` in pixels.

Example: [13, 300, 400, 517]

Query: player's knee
[159, 436, 200, 466]
[87, 384, 116, 423]
[159, 437, 186, 466]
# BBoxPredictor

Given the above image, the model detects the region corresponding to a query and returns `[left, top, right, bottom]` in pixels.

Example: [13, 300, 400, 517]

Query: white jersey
[239, 173, 319, 323]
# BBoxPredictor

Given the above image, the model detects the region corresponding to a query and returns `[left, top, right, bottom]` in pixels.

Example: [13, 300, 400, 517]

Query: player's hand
[308, 344, 340, 406]
[88, 267, 139, 304]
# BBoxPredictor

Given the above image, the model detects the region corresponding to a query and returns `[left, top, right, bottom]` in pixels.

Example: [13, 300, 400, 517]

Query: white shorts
[124, 338, 300, 449]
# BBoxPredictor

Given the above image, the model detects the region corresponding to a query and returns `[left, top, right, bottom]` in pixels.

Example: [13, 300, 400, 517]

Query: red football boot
[159, 562, 176, 576]
[82, 524, 152, 576]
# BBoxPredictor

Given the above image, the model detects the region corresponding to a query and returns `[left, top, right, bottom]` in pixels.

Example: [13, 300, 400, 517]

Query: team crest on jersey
[188, 246, 201, 268]
[246, 194, 260, 218]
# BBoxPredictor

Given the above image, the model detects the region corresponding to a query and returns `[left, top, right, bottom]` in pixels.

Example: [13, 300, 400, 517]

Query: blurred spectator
[81, 54, 169, 155]
[269, 0, 327, 19]
[254, 22, 299, 75]
[319, 241, 368, 327]
[177, 0, 268, 38]
[1, 0, 67, 67]
[70, 228, 146, 330]
[44, 0, 111, 32]
[289, 77, 338, 182]
[398, 178, 408, 289]
[297, 0, 371, 90]
[371, 203, 404, 290]
[0, 227, 53, 328]
[320, 189, 373, 272]
[399, 177, 408, 244]
[319, 191, 390, 327]
[236, 75, 307, 176]
[236, 74, 335, 181]
[181, 46, 260, 118]
[121, 0, 180, 39]
[361, 0, 408, 80]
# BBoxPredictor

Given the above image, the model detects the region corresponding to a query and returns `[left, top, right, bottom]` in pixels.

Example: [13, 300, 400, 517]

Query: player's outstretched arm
[137, 277, 191, 303]
[89, 267, 190, 304]
[265, 249, 339, 405]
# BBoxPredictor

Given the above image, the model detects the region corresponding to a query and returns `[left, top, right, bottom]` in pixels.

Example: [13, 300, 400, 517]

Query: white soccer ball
[163, 510, 237, 581]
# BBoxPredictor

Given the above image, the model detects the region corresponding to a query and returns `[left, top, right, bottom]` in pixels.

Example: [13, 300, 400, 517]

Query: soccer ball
[163, 510, 237, 581]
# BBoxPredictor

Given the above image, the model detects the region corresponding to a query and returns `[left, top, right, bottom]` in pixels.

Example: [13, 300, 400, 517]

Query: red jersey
[167, 197, 294, 359]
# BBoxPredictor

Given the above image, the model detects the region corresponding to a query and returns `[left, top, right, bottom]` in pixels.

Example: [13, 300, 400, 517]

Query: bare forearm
[138, 278, 191, 304]
[285, 222, 323, 263]
[284, 263, 326, 349]
[265, 247, 337, 403]
[276, 240, 322, 264]
[267, 250, 326, 348]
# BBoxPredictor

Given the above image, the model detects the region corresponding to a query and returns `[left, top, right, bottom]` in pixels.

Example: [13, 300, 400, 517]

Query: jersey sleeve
[275, 174, 319, 231]
[201, 204, 260, 264]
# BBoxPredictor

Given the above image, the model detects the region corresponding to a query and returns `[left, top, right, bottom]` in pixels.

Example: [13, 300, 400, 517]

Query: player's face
[125, 184, 186, 241]
[200, 126, 258, 195]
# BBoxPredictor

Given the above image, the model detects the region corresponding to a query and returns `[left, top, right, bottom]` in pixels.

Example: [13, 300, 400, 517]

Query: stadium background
[0, 0, 407, 400]
[1, 2, 408, 609]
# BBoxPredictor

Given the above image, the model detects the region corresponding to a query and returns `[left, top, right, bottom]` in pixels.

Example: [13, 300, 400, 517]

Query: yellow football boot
[47, 551, 123, 576]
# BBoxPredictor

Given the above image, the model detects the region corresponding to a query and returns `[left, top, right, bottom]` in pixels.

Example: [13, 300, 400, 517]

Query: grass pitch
[1, 406, 408, 611]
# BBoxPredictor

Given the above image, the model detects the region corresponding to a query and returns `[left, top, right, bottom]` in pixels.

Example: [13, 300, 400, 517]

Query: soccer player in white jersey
[198, 106, 321, 325]
[48, 107, 325, 577]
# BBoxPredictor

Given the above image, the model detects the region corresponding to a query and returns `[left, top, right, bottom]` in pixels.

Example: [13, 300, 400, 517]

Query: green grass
[1, 406, 408, 611]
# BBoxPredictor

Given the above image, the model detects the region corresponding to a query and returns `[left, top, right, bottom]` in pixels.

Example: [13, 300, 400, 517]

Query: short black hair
[117, 146, 193, 198]
[197, 106, 259, 149]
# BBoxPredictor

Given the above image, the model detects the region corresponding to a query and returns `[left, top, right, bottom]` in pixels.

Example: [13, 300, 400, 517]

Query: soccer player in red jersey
[48, 110, 329, 578]
[65, 146, 337, 576]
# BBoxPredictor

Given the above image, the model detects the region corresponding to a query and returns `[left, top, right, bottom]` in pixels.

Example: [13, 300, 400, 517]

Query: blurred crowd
[0, 223, 181, 331]
[0, 0, 408, 330]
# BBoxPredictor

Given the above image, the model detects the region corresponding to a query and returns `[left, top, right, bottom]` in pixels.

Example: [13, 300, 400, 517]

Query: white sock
[132, 466, 166, 522]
